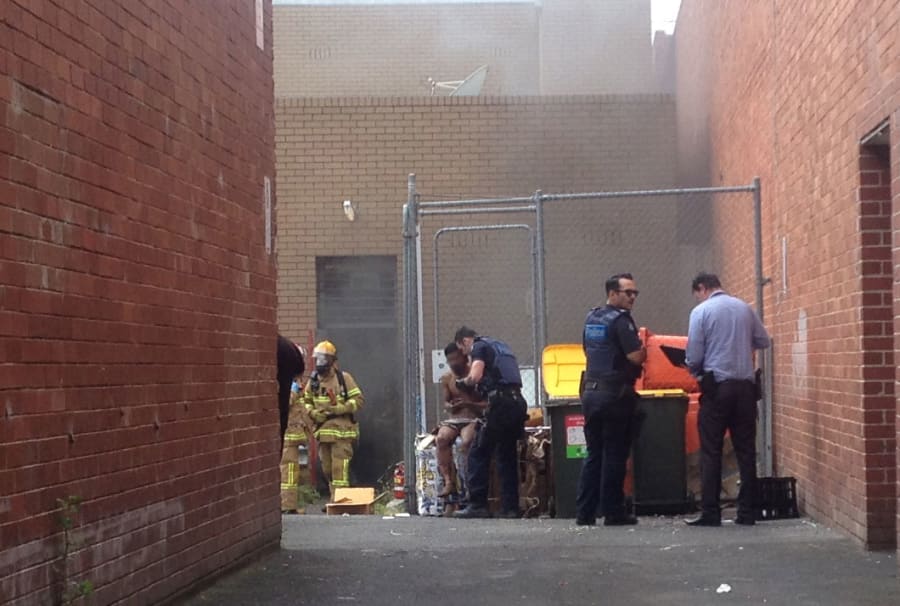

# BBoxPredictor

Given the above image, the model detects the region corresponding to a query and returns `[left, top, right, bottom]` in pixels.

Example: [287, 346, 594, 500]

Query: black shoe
[575, 517, 596, 526]
[453, 504, 491, 519]
[603, 514, 638, 526]
[685, 515, 721, 527]
[497, 509, 520, 519]
[734, 515, 756, 526]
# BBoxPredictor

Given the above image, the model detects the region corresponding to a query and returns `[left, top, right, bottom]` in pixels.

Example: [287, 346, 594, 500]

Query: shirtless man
[436, 342, 487, 497]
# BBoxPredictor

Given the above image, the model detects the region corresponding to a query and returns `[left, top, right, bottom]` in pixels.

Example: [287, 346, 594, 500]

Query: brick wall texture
[276, 94, 679, 339]
[1, 1, 279, 603]
[274, 95, 757, 428]
[675, 0, 900, 550]
[273, 0, 656, 97]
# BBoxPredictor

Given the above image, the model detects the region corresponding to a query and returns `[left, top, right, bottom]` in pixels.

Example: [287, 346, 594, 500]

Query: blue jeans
[575, 386, 637, 520]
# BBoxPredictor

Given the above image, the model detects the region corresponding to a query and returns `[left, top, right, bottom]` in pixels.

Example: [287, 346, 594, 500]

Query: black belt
[487, 386, 521, 399]
[582, 377, 626, 391]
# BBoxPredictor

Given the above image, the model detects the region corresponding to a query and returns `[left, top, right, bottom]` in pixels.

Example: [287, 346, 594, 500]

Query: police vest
[476, 336, 522, 390]
[583, 306, 635, 383]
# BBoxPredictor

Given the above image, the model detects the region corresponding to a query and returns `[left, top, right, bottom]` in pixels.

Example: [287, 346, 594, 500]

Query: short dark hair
[454, 326, 477, 343]
[444, 342, 460, 356]
[692, 272, 722, 291]
[605, 273, 634, 296]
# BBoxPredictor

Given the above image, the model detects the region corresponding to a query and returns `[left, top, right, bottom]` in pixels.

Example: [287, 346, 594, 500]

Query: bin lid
[637, 389, 688, 398]
[541, 344, 585, 399]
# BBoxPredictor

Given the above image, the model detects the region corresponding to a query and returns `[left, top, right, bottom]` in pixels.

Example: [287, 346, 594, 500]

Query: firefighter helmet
[313, 340, 337, 357]
[312, 340, 337, 374]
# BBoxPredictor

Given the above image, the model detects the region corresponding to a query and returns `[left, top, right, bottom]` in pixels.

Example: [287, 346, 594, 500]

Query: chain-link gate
[432, 224, 539, 423]
[400, 175, 769, 509]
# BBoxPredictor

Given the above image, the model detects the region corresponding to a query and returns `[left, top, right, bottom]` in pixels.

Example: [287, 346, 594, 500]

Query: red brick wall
[1, 1, 279, 603]
[858, 146, 896, 547]
[893, 124, 900, 557]
[676, 0, 900, 548]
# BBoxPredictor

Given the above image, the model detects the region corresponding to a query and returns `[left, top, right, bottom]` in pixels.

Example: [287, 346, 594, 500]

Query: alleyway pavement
[180, 511, 898, 606]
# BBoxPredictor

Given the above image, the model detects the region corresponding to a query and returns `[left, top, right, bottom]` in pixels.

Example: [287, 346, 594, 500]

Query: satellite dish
[427, 65, 488, 96]
[450, 65, 488, 96]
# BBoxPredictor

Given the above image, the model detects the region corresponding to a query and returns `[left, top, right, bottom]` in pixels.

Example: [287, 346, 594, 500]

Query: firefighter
[303, 340, 364, 500]
[280, 374, 315, 513]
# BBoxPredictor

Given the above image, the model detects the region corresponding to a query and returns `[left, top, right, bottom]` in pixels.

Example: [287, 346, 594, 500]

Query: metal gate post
[753, 176, 765, 322]
[533, 190, 547, 407]
[401, 174, 419, 512]
[752, 176, 774, 476]
[762, 344, 774, 476]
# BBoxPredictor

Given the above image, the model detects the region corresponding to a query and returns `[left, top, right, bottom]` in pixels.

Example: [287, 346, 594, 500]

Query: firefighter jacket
[302, 369, 364, 443]
[284, 384, 313, 443]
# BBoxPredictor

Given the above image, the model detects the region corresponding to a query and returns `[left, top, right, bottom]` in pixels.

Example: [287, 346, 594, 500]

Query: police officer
[452, 327, 528, 519]
[575, 273, 647, 526]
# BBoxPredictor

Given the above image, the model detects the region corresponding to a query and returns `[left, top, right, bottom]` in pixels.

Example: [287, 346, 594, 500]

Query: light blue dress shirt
[686, 290, 771, 382]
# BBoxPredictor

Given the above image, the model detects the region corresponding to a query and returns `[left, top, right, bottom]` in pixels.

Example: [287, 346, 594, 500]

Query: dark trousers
[698, 379, 758, 519]
[575, 387, 637, 521]
[466, 390, 526, 512]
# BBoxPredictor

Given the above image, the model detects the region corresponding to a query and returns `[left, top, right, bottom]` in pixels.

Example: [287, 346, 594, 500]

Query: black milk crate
[757, 476, 800, 520]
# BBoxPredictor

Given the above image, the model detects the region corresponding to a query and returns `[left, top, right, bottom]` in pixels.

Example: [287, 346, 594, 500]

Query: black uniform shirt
[470, 339, 498, 387]
[611, 311, 642, 383]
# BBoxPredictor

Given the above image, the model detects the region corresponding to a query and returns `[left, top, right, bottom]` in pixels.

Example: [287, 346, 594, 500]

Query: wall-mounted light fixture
[342, 199, 357, 221]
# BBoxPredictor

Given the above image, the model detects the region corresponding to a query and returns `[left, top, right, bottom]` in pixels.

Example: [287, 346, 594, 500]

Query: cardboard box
[326, 487, 376, 515]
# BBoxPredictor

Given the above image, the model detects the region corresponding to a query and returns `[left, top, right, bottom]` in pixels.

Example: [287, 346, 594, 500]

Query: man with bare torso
[435, 342, 486, 497]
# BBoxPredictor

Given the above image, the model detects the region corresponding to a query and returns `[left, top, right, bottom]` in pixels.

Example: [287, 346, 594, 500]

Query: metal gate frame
[432, 224, 538, 424]
[401, 174, 770, 509]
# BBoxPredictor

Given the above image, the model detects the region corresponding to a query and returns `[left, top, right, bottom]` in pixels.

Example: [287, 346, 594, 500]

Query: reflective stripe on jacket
[303, 370, 364, 442]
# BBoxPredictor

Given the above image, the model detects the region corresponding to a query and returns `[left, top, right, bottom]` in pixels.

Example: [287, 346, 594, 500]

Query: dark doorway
[858, 124, 896, 549]
[316, 255, 400, 488]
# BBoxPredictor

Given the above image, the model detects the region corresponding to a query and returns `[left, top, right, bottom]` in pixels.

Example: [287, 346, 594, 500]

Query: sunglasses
[615, 289, 640, 297]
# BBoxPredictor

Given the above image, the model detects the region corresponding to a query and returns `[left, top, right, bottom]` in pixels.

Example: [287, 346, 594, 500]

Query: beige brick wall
[540, 0, 655, 94]
[273, 0, 655, 96]
[274, 3, 540, 97]
[274, 95, 723, 371]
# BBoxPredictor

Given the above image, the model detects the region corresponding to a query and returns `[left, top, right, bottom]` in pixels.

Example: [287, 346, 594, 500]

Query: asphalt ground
[179, 509, 899, 606]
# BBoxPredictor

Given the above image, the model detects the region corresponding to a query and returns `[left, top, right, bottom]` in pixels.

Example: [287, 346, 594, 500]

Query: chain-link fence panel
[418, 210, 538, 429]
[402, 181, 764, 484]
[541, 190, 758, 346]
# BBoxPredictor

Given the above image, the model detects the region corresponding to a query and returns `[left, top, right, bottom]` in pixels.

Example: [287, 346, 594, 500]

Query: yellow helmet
[313, 340, 337, 357]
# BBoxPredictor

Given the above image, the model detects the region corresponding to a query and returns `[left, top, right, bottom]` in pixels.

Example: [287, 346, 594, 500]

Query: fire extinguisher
[393, 462, 405, 500]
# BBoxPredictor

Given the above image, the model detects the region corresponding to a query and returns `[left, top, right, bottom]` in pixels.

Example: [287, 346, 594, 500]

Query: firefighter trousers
[280, 431, 309, 511]
[319, 439, 354, 497]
